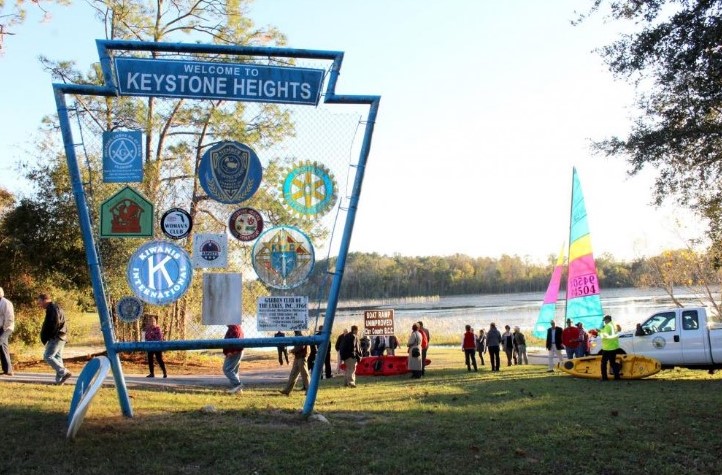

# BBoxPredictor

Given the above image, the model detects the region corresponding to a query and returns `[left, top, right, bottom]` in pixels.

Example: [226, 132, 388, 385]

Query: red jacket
[223, 325, 244, 355]
[420, 329, 429, 350]
[462, 331, 476, 350]
[562, 326, 579, 349]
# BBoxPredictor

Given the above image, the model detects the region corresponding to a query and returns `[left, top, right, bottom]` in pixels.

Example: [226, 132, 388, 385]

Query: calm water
[324, 287, 711, 338]
[231, 287, 710, 339]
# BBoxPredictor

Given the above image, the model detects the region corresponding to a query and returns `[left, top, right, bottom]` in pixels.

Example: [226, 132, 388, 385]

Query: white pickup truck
[589, 307, 722, 371]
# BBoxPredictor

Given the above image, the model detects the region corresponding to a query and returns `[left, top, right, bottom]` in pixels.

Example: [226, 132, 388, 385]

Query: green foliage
[2, 361, 722, 474]
[586, 1, 722, 247]
[299, 251, 647, 300]
[12, 309, 43, 346]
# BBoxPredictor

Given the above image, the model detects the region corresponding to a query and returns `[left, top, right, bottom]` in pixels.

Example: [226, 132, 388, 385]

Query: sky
[0, 0, 703, 263]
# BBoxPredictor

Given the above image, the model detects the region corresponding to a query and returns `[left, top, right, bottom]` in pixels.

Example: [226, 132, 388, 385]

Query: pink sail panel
[566, 254, 600, 299]
[543, 252, 565, 304]
[534, 246, 565, 338]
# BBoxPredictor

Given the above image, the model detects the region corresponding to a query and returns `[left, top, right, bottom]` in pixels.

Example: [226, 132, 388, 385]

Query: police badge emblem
[199, 141, 263, 204]
[252, 226, 314, 289]
[228, 207, 264, 241]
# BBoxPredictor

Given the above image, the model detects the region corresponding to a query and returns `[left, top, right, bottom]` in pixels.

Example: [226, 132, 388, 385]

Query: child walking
[145, 316, 167, 378]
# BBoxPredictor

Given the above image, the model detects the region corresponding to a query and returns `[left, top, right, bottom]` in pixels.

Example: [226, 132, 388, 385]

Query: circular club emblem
[116, 296, 144, 323]
[160, 208, 193, 240]
[127, 241, 193, 305]
[252, 225, 315, 290]
[200, 239, 221, 262]
[229, 207, 264, 241]
[282, 161, 337, 217]
[199, 141, 263, 204]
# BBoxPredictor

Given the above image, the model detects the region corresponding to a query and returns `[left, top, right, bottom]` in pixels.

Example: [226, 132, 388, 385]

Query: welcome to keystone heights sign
[115, 58, 324, 105]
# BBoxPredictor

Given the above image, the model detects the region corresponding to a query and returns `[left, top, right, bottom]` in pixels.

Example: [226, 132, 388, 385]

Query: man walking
[0, 287, 15, 376]
[546, 320, 563, 372]
[38, 293, 72, 385]
[280, 330, 311, 395]
[340, 325, 362, 388]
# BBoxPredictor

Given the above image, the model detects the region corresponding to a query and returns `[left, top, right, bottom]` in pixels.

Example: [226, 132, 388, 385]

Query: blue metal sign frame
[53, 39, 380, 419]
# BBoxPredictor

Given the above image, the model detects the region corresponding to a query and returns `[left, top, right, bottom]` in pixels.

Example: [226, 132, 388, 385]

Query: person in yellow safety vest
[599, 315, 621, 381]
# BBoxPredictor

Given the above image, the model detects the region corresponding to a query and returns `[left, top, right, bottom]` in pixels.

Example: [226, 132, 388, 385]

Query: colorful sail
[565, 167, 604, 330]
[533, 245, 565, 338]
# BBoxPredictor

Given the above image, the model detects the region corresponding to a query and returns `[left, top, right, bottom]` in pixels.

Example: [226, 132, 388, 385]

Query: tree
[23, 0, 327, 339]
[0, 0, 70, 54]
[585, 1, 722, 246]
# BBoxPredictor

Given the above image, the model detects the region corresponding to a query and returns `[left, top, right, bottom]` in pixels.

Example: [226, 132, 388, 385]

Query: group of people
[462, 323, 529, 372]
[0, 286, 625, 390]
[545, 318, 591, 372]
[546, 316, 622, 380]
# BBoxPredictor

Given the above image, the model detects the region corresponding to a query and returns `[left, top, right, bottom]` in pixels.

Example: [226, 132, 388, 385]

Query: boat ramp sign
[114, 58, 324, 105]
[364, 309, 395, 336]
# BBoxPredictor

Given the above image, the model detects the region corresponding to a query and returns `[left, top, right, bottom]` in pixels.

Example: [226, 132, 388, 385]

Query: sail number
[570, 274, 597, 298]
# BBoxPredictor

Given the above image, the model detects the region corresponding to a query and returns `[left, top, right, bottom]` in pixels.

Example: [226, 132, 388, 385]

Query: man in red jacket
[223, 324, 244, 394]
[562, 318, 579, 359]
[462, 325, 477, 372]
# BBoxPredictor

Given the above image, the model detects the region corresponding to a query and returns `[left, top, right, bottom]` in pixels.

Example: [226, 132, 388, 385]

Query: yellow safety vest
[600, 322, 619, 351]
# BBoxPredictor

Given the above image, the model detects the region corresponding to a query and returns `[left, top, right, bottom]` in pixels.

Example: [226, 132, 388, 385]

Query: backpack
[388, 335, 398, 350]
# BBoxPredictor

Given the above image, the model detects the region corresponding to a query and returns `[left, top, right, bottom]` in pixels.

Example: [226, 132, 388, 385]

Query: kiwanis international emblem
[252, 226, 315, 289]
[127, 241, 193, 305]
[199, 141, 263, 204]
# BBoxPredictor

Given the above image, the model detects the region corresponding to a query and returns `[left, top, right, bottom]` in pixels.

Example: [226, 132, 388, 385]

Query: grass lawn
[2, 347, 722, 474]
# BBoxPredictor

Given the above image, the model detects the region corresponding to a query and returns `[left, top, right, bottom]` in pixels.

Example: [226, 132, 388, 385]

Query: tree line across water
[296, 249, 716, 301]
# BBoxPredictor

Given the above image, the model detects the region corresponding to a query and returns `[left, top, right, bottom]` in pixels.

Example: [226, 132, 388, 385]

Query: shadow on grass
[2, 369, 722, 474]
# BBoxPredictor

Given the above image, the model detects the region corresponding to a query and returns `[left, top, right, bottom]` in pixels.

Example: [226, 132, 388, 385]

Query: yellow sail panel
[569, 234, 592, 261]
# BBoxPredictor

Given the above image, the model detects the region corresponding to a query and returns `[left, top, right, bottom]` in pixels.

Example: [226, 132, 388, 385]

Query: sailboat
[532, 167, 604, 338]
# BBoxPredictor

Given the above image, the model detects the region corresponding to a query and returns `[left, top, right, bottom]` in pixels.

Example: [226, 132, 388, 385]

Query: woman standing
[407, 323, 423, 379]
[476, 329, 486, 366]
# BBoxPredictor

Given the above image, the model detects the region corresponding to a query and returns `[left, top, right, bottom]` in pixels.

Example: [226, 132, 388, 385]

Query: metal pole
[53, 87, 134, 417]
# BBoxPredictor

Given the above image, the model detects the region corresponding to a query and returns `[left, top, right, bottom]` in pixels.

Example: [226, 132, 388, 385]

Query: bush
[13, 308, 44, 346]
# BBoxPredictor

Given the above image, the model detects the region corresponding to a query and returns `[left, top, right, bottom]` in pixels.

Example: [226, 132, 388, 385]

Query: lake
[322, 287, 712, 339]
[223, 287, 712, 340]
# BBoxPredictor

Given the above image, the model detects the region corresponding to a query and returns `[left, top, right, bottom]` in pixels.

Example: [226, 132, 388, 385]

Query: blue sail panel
[533, 303, 558, 339]
[566, 294, 604, 331]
